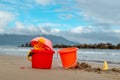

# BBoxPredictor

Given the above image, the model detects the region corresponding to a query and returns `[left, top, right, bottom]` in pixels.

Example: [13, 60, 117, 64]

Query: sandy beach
[0, 54, 120, 80]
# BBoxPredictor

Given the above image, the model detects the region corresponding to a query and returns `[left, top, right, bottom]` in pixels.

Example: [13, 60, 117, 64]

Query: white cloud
[6, 22, 60, 35]
[35, 0, 75, 6]
[0, 11, 14, 30]
[38, 23, 62, 27]
[15, 22, 25, 29]
[113, 30, 120, 33]
[58, 25, 120, 44]
[58, 14, 74, 20]
[71, 26, 92, 33]
[60, 31, 120, 44]
[35, 0, 54, 6]
[0, 0, 34, 11]
[76, 0, 120, 26]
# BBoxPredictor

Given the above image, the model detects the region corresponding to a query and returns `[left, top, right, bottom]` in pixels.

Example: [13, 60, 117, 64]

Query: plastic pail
[58, 47, 78, 68]
[31, 50, 54, 69]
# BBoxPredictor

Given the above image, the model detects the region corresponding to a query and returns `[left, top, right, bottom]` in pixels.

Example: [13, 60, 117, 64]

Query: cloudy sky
[0, 0, 120, 44]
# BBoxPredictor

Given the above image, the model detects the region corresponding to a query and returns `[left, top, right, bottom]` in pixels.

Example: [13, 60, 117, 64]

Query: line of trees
[19, 42, 120, 49]
[53, 43, 120, 49]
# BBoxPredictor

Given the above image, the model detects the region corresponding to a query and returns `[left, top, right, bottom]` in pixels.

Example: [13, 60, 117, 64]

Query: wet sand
[0, 54, 120, 80]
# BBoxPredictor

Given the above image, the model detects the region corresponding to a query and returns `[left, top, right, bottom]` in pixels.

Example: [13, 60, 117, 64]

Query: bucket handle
[56, 52, 77, 68]
[27, 50, 33, 62]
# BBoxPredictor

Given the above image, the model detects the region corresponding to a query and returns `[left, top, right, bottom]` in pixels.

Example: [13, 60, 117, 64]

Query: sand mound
[74, 62, 120, 74]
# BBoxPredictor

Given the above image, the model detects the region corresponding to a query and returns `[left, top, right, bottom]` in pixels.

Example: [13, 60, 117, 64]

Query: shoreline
[78, 59, 120, 65]
[0, 54, 120, 80]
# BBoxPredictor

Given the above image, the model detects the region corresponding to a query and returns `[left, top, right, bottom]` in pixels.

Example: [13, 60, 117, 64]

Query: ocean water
[0, 45, 31, 56]
[0, 45, 120, 64]
[77, 49, 120, 64]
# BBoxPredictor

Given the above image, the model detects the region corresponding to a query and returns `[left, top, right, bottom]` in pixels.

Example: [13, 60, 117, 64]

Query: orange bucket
[31, 49, 54, 69]
[57, 47, 78, 68]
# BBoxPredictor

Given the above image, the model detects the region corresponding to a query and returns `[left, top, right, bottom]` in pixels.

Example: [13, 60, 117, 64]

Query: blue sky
[0, 0, 120, 44]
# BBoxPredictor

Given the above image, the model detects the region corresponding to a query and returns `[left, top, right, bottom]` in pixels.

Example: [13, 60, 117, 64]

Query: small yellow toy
[103, 61, 109, 71]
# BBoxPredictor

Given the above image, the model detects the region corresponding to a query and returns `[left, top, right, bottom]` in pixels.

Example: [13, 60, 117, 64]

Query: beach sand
[0, 54, 120, 80]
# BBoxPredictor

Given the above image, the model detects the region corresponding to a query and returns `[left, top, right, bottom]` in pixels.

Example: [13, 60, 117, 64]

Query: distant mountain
[0, 34, 77, 46]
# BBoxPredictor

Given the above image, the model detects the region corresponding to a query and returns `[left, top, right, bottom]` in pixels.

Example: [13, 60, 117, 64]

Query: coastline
[78, 59, 120, 65]
[0, 54, 120, 80]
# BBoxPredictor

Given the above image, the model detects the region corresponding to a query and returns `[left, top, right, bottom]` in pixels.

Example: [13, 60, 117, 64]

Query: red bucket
[31, 50, 54, 69]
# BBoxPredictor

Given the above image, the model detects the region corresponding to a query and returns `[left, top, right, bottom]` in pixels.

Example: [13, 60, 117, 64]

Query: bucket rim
[58, 47, 78, 54]
[31, 49, 55, 54]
